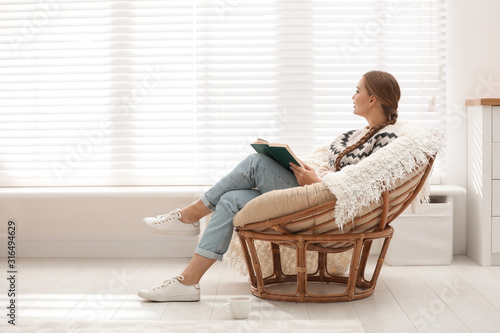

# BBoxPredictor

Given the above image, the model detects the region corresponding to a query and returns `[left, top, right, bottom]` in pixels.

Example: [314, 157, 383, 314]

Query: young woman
[138, 70, 401, 302]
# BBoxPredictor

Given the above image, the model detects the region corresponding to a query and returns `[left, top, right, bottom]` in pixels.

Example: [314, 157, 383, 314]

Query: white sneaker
[143, 209, 200, 236]
[138, 275, 200, 302]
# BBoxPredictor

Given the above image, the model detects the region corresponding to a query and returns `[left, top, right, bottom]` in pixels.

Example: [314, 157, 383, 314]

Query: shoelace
[154, 210, 181, 225]
[153, 275, 184, 291]
[153, 210, 200, 227]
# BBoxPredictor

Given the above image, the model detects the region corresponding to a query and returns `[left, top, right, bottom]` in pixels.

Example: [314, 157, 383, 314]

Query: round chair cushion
[233, 182, 335, 229]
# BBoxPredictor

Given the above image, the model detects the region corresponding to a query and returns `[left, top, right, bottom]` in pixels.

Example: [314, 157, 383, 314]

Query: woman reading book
[138, 70, 401, 302]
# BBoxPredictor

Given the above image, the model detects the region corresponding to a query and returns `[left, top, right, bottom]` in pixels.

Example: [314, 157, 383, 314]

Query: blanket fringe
[224, 232, 352, 278]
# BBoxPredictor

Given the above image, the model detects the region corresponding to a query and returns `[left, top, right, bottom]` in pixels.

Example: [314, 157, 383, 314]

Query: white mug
[223, 296, 252, 319]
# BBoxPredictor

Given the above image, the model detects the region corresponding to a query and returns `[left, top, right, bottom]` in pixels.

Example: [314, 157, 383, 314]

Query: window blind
[0, 0, 446, 187]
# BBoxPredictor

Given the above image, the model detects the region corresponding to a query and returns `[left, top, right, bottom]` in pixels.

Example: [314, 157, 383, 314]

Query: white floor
[1, 255, 500, 333]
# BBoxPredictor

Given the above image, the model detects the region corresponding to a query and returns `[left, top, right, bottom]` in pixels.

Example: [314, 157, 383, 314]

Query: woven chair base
[236, 226, 393, 303]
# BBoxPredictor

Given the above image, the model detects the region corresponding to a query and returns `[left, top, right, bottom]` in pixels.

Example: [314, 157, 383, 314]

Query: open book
[250, 138, 304, 172]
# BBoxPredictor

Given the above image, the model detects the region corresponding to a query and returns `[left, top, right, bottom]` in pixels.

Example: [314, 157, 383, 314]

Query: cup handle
[223, 303, 232, 316]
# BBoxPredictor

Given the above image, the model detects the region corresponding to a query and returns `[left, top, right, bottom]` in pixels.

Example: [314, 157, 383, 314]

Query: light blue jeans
[196, 153, 299, 261]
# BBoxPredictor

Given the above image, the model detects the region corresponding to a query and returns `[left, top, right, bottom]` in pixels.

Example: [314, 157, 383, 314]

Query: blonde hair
[334, 71, 401, 171]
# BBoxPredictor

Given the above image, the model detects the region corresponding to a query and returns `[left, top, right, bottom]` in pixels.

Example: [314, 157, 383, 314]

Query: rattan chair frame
[235, 156, 435, 302]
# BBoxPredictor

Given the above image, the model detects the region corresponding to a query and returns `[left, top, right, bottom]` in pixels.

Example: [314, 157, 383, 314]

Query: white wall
[445, 0, 500, 254]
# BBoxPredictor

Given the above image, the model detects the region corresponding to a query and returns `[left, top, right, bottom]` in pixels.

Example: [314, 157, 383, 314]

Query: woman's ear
[369, 96, 377, 106]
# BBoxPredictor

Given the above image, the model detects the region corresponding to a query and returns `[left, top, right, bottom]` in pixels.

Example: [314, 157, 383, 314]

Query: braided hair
[334, 71, 400, 171]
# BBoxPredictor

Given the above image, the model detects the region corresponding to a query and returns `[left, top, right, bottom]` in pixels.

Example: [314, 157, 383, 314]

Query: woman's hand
[290, 161, 322, 186]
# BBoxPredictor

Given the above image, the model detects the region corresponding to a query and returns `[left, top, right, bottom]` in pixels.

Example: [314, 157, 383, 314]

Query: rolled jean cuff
[195, 247, 223, 261]
[200, 193, 216, 212]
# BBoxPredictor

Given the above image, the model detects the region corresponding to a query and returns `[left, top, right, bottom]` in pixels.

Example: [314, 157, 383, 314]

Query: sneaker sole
[137, 292, 200, 302]
[142, 222, 200, 236]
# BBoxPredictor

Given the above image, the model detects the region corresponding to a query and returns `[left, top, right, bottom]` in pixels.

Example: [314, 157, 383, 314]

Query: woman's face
[352, 77, 372, 118]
